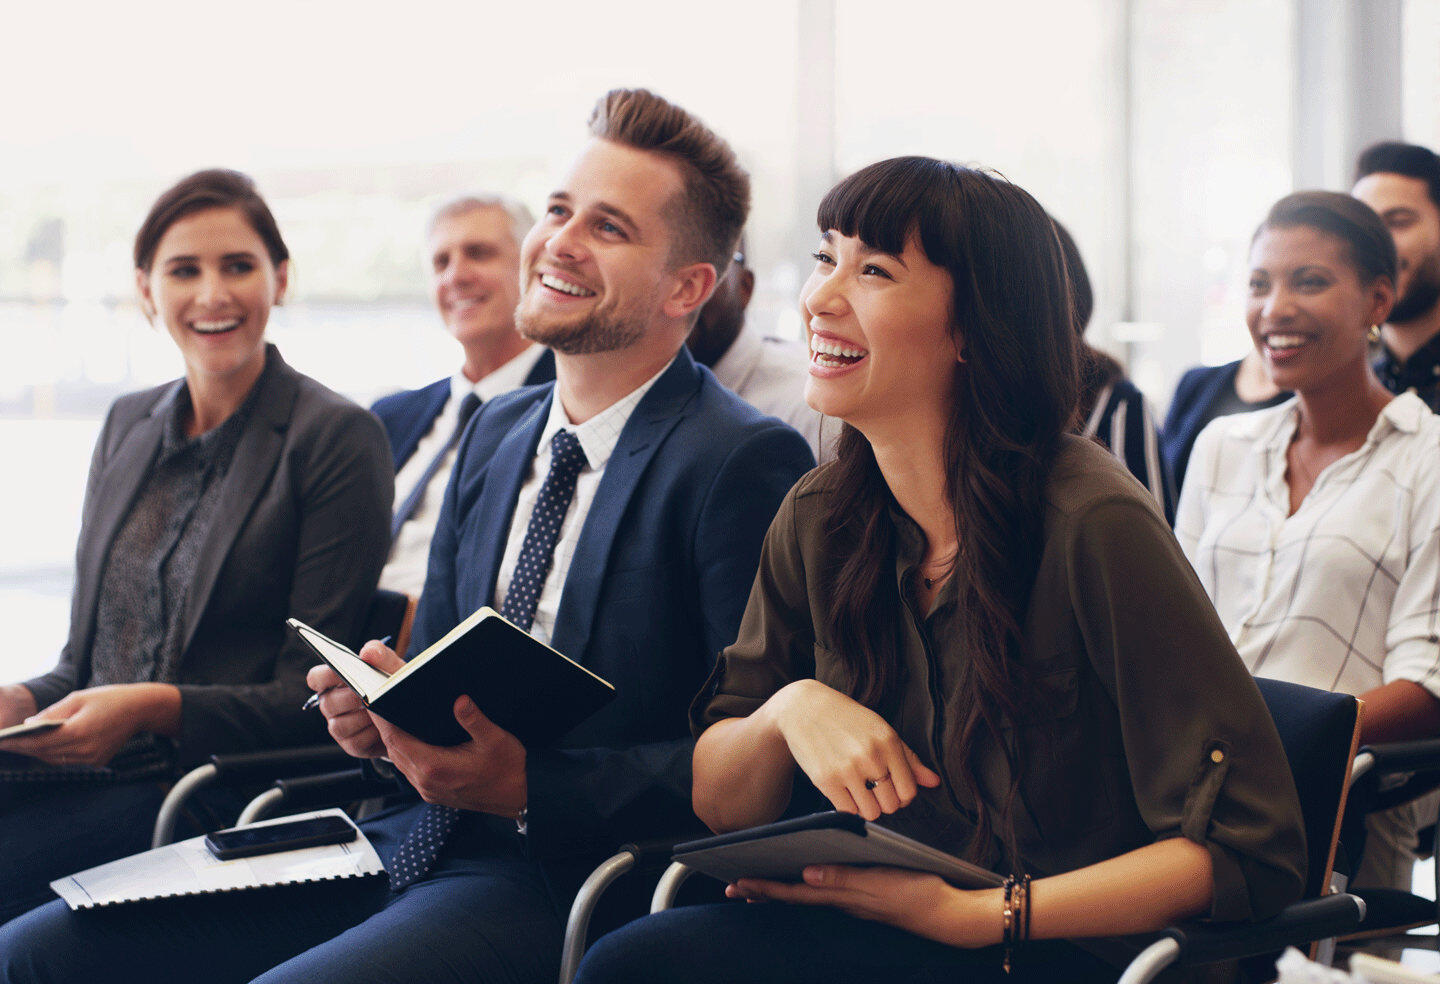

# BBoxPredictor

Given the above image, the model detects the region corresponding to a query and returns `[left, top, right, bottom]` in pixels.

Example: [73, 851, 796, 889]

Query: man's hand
[0, 684, 179, 766]
[308, 639, 402, 760]
[370, 697, 527, 818]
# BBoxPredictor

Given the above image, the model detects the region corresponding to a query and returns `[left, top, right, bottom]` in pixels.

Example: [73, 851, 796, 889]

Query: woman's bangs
[815, 157, 944, 256]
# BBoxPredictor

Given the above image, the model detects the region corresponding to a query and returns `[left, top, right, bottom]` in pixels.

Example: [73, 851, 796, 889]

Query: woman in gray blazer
[0, 169, 392, 923]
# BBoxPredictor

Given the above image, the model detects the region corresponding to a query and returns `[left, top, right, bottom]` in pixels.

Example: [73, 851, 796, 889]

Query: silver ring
[864, 774, 891, 791]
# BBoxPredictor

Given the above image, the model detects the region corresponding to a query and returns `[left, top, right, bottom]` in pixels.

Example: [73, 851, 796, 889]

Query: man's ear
[737, 267, 756, 309]
[134, 268, 156, 323]
[662, 262, 718, 321]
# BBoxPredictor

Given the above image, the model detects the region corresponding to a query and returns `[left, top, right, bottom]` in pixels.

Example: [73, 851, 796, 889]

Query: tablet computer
[672, 811, 1002, 889]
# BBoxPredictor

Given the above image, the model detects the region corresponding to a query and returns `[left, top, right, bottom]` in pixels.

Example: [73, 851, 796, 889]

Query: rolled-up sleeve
[1382, 445, 1440, 700]
[1065, 493, 1308, 922]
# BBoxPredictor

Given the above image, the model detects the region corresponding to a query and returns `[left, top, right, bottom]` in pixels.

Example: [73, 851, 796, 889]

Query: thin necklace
[919, 546, 959, 590]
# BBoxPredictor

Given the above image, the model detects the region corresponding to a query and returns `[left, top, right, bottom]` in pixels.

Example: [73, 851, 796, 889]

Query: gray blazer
[23, 345, 393, 767]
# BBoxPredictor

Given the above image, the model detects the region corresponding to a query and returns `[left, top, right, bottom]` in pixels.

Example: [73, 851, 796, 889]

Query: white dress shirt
[710, 324, 831, 462]
[491, 358, 671, 646]
[1175, 392, 1440, 699]
[380, 345, 546, 596]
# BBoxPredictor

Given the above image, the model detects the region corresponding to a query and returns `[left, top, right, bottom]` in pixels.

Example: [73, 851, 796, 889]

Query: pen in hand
[302, 635, 392, 711]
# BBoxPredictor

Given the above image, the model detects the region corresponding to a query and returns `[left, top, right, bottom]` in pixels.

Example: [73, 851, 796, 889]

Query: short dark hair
[1257, 190, 1397, 286]
[588, 88, 750, 272]
[134, 169, 289, 272]
[1355, 141, 1440, 209]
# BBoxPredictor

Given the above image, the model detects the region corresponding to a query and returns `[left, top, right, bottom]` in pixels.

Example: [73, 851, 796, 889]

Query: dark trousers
[0, 781, 171, 925]
[0, 802, 564, 984]
[572, 901, 1120, 984]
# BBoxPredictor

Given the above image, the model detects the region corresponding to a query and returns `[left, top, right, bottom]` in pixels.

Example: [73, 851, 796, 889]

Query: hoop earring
[1369, 324, 1381, 343]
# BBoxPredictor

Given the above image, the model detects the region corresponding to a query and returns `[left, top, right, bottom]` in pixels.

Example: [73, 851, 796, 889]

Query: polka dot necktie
[388, 428, 587, 892]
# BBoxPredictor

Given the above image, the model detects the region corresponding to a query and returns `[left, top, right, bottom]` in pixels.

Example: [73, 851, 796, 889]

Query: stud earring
[1369, 324, 1382, 343]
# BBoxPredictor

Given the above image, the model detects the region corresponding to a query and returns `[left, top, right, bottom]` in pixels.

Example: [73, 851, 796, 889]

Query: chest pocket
[999, 665, 1118, 844]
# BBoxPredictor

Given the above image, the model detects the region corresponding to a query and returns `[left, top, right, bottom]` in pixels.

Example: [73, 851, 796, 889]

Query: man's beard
[1391, 252, 1440, 324]
[514, 282, 654, 355]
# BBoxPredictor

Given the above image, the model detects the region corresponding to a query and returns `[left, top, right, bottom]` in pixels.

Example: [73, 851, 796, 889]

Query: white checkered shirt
[1175, 392, 1440, 699]
[492, 357, 671, 645]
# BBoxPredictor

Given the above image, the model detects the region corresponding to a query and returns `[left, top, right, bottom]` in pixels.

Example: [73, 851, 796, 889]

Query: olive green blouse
[692, 436, 1306, 925]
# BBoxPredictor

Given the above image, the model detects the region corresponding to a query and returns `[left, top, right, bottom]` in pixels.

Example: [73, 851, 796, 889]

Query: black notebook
[672, 811, 1003, 889]
[288, 608, 616, 747]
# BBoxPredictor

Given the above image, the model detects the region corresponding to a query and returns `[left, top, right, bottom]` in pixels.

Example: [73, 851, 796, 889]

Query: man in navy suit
[372, 195, 556, 596]
[0, 89, 815, 984]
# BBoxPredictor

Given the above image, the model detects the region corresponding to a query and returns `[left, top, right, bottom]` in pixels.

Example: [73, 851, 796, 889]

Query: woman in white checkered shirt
[1176, 190, 1440, 892]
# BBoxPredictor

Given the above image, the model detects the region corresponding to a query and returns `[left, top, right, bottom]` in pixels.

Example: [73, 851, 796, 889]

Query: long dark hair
[1051, 219, 1123, 424]
[818, 157, 1079, 866]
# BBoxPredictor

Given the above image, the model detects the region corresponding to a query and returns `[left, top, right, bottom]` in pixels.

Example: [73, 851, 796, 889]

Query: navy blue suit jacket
[412, 349, 815, 861]
[371, 350, 556, 470]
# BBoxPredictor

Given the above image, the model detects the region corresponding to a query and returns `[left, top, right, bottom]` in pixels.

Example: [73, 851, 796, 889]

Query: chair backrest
[1255, 677, 1363, 899]
[360, 589, 418, 659]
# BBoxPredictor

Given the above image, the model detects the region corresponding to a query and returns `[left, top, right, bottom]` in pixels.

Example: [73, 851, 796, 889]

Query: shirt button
[1210, 748, 1225, 764]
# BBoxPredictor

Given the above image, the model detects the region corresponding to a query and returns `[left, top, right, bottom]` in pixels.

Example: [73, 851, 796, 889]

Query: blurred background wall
[2, 0, 1436, 678]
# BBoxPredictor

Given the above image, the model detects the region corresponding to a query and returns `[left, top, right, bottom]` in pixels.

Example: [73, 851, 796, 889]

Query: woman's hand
[0, 684, 179, 766]
[766, 679, 941, 820]
[728, 865, 999, 948]
[0, 684, 38, 729]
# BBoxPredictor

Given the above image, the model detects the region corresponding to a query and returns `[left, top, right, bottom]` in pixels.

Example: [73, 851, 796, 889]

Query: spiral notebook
[50, 809, 384, 910]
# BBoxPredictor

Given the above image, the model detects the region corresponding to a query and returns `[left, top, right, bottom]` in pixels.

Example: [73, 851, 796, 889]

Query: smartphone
[204, 815, 358, 861]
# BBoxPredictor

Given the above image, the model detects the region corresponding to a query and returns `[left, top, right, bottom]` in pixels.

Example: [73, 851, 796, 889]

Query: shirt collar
[162, 358, 270, 459]
[537, 354, 676, 471]
[1374, 332, 1440, 393]
[1258, 391, 1430, 456]
[449, 344, 546, 405]
[709, 322, 762, 390]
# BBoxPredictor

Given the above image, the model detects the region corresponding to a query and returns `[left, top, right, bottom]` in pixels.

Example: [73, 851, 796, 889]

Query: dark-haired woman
[0, 169, 392, 921]
[573, 158, 1305, 984]
[1053, 220, 1175, 522]
[1177, 191, 1440, 893]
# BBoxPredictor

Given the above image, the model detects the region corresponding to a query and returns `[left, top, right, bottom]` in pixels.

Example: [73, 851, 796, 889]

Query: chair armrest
[1352, 740, 1440, 813]
[207, 744, 354, 780]
[272, 768, 396, 812]
[1169, 893, 1366, 966]
[1358, 740, 1440, 776]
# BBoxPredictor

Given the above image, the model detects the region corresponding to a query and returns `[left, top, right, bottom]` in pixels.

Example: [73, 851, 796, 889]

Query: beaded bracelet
[1001, 873, 1032, 974]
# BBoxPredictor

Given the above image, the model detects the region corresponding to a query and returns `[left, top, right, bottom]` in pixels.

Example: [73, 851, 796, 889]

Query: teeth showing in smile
[809, 334, 868, 368]
[192, 319, 241, 335]
[1265, 334, 1309, 350]
[540, 273, 596, 297]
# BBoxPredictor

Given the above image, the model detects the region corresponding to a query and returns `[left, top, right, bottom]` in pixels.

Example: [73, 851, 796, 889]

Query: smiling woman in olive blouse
[572, 158, 1305, 984]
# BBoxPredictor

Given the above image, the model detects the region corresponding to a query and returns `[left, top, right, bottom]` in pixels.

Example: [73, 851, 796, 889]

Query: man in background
[1353, 141, 1440, 410]
[372, 196, 555, 596]
[687, 241, 826, 458]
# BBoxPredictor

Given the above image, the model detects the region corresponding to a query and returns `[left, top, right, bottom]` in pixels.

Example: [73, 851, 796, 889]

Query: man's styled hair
[1356, 141, 1440, 209]
[428, 194, 535, 247]
[588, 88, 750, 272]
